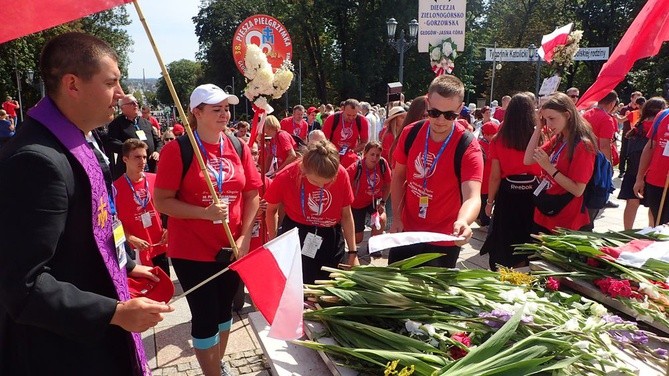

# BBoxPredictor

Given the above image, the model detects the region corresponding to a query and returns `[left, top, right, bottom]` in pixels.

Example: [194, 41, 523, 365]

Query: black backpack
[328, 112, 363, 141]
[403, 120, 475, 186]
[353, 157, 389, 191]
[177, 133, 244, 182]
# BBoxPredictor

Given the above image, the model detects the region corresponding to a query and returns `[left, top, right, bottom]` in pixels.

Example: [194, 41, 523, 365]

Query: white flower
[638, 282, 660, 299]
[448, 287, 460, 296]
[429, 338, 439, 347]
[405, 320, 422, 334]
[583, 316, 601, 331]
[589, 302, 608, 317]
[524, 302, 539, 315]
[430, 47, 442, 62]
[574, 340, 590, 350]
[564, 318, 579, 331]
[253, 97, 273, 113]
[441, 42, 453, 58]
[500, 288, 526, 303]
[596, 350, 611, 359]
[525, 291, 538, 300]
[422, 324, 436, 336]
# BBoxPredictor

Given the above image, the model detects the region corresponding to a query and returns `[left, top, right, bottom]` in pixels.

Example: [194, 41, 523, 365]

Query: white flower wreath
[242, 44, 294, 113]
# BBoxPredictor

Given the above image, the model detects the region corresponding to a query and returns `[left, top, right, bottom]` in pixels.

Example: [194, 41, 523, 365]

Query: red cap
[172, 124, 185, 136]
[127, 266, 174, 303]
[481, 121, 500, 136]
[307, 106, 319, 115]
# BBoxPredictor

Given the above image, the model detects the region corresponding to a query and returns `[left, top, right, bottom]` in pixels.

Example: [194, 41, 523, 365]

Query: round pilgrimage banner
[232, 14, 292, 74]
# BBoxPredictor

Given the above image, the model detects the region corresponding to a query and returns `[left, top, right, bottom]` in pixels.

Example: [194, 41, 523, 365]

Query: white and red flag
[600, 239, 669, 268]
[0, 0, 132, 44]
[230, 228, 303, 340]
[537, 23, 573, 63]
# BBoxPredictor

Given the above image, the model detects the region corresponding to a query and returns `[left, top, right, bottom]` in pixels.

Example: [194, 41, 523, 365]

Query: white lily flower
[422, 324, 436, 336]
[500, 288, 526, 303]
[574, 341, 590, 350]
[583, 316, 601, 331]
[564, 318, 579, 331]
[589, 303, 608, 317]
[638, 282, 660, 299]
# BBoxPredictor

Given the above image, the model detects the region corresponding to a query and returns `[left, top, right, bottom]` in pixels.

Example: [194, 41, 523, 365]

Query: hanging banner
[232, 14, 293, 74]
[418, 0, 467, 53]
[485, 47, 609, 62]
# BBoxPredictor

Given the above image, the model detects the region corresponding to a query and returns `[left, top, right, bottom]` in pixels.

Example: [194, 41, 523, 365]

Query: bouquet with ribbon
[429, 38, 458, 75]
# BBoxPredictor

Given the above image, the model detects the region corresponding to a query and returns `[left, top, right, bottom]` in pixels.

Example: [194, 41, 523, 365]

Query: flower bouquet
[298, 254, 668, 375]
[428, 38, 457, 75]
[551, 29, 583, 75]
[518, 228, 669, 331]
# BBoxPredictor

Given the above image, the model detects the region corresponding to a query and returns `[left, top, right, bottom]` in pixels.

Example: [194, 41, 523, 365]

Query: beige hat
[385, 106, 406, 123]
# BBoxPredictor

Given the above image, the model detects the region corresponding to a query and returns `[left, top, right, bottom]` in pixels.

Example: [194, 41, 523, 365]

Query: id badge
[533, 179, 549, 196]
[135, 130, 148, 141]
[339, 145, 348, 155]
[418, 206, 428, 219]
[663, 141, 669, 157]
[140, 212, 152, 228]
[251, 221, 260, 238]
[301, 232, 323, 259]
[113, 220, 127, 268]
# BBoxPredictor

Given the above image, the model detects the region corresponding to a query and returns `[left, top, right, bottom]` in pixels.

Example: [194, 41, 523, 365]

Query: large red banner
[232, 14, 292, 74]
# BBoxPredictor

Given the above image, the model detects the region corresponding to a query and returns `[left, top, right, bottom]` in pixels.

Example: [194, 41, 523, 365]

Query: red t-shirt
[2, 101, 18, 117]
[480, 139, 492, 194]
[346, 159, 392, 209]
[322, 112, 370, 157]
[534, 138, 595, 231]
[393, 122, 483, 243]
[380, 127, 394, 162]
[280, 117, 308, 140]
[155, 134, 263, 261]
[489, 138, 542, 178]
[250, 176, 272, 252]
[146, 116, 160, 132]
[113, 173, 166, 265]
[644, 112, 669, 187]
[271, 130, 296, 167]
[493, 108, 506, 123]
[264, 161, 354, 227]
[583, 108, 616, 140]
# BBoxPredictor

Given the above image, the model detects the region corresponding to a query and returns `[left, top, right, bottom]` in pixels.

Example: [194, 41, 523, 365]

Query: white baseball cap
[189, 84, 239, 110]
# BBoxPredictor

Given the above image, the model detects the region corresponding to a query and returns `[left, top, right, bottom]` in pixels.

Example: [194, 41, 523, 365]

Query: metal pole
[398, 29, 405, 84]
[490, 42, 497, 104]
[298, 59, 302, 105]
[535, 59, 542, 97]
[13, 56, 24, 124]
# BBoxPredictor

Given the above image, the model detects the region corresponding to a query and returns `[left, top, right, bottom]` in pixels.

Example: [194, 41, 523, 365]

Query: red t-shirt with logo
[322, 112, 370, 167]
[113, 173, 166, 266]
[155, 134, 263, 261]
[489, 138, 542, 178]
[534, 137, 595, 231]
[271, 130, 296, 167]
[393, 121, 483, 244]
[346, 159, 392, 209]
[280, 117, 308, 140]
[264, 161, 354, 227]
[644, 112, 669, 187]
[583, 108, 616, 140]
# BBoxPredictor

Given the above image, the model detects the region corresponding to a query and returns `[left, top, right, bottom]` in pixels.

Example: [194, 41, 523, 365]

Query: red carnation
[586, 258, 601, 267]
[546, 277, 560, 291]
[450, 332, 471, 360]
[594, 277, 633, 299]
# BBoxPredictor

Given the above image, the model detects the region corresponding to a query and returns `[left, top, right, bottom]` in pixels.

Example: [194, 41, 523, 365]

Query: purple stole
[28, 98, 149, 376]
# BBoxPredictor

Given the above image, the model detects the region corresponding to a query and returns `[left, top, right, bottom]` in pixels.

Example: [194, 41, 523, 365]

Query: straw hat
[385, 106, 406, 123]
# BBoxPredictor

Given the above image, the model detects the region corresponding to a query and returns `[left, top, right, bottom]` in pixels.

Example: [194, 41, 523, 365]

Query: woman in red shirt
[481, 93, 541, 269]
[346, 141, 392, 244]
[263, 115, 297, 176]
[524, 92, 597, 233]
[379, 106, 406, 164]
[154, 84, 262, 376]
[265, 140, 359, 284]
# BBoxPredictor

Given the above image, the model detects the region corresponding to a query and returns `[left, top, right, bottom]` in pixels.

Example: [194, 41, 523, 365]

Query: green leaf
[389, 253, 445, 270]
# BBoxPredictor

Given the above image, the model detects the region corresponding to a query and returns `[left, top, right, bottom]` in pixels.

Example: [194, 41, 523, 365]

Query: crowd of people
[2, 31, 669, 376]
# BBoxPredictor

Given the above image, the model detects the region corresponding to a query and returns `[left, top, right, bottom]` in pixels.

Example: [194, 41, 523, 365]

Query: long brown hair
[541, 92, 597, 159]
[496, 92, 537, 151]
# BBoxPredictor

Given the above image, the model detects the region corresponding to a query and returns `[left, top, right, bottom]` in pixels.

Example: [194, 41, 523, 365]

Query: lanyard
[549, 142, 567, 164]
[422, 124, 455, 191]
[132, 117, 139, 131]
[364, 163, 377, 203]
[194, 131, 225, 193]
[110, 185, 118, 217]
[124, 173, 150, 209]
[300, 181, 324, 222]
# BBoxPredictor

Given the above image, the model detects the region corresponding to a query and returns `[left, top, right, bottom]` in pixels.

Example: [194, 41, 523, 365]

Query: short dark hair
[40, 32, 119, 96]
[428, 75, 465, 101]
[343, 99, 359, 110]
[599, 90, 619, 105]
[122, 139, 148, 157]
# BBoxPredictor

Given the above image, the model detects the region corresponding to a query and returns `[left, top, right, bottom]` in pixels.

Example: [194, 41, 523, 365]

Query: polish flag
[538, 23, 573, 63]
[1, 0, 132, 44]
[600, 239, 669, 268]
[230, 228, 303, 340]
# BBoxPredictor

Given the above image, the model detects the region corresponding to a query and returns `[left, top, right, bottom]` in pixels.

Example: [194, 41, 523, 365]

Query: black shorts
[388, 243, 461, 268]
[171, 258, 239, 341]
[645, 182, 669, 225]
[351, 204, 375, 233]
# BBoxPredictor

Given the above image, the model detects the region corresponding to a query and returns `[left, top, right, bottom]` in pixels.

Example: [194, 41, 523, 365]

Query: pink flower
[546, 277, 560, 291]
[594, 277, 632, 299]
[450, 332, 471, 360]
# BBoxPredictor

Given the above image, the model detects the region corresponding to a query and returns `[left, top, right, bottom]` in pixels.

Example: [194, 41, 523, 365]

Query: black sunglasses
[426, 108, 459, 120]
[568, 95, 579, 99]
[164, 137, 175, 141]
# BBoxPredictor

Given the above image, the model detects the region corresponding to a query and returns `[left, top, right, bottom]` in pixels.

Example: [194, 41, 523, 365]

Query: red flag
[230, 228, 303, 340]
[538, 23, 573, 63]
[577, 0, 669, 110]
[1, 0, 132, 44]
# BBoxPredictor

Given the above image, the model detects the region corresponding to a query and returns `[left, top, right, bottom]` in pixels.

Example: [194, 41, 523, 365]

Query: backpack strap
[329, 112, 341, 141]
[355, 115, 362, 134]
[178, 133, 244, 183]
[379, 157, 388, 176]
[454, 131, 475, 186]
[403, 119, 428, 156]
[650, 109, 669, 148]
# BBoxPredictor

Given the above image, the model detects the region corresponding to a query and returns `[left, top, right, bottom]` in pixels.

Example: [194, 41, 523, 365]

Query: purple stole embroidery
[28, 98, 149, 376]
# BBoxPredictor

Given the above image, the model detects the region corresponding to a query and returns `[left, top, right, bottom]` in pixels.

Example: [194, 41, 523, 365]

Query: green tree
[155, 59, 203, 106]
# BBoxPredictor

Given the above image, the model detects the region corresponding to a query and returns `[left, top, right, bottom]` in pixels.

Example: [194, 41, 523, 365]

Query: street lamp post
[528, 44, 542, 97]
[12, 56, 24, 124]
[26, 70, 46, 98]
[386, 18, 419, 84]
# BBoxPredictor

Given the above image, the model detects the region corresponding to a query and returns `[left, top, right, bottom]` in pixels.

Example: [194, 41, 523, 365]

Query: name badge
[301, 232, 323, 259]
[251, 221, 260, 238]
[135, 130, 148, 141]
[663, 141, 669, 157]
[339, 145, 348, 155]
[140, 211, 152, 228]
[534, 179, 549, 196]
[113, 220, 127, 268]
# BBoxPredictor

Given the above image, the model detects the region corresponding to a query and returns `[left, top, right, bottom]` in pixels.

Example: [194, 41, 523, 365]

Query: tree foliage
[155, 59, 204, 106]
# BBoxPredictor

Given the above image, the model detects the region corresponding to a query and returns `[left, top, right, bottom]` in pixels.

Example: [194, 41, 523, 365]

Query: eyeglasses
[164, 137, 175, 141]
[568, 95, 579, 99]
[122, 101, 138, 107]
[426, 108, 459, 120]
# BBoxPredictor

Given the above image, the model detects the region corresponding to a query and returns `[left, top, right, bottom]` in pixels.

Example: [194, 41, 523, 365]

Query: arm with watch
[485, 159, 502, 217]
[340, 205, 360, 266]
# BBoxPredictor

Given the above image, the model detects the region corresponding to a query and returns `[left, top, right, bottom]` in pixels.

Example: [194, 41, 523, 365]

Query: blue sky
[122, 0, 200, 78]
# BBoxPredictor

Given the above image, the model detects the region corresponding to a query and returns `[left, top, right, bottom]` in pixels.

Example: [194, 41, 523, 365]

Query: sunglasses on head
[426, 108, 459, 120]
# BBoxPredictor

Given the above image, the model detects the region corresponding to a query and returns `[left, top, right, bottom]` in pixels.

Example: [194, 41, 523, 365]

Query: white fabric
[538, 23, 573, 60]
[368, 231, 464, 254]
[617, 240, 669, 268]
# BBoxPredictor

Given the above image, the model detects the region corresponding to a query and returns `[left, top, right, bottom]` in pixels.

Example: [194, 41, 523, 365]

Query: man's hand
[127, 235, 150, 250]
[110, 297, 174, 333]
[452, 219, 472, 246]
[151, 151, 160, 161]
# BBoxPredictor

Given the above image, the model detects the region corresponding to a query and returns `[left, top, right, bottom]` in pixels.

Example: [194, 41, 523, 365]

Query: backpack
[403, 120, 475, 186]
[583, 148, 614, 210]
[649, 109, 669, 149]
[177, 133, 244, 182]
[353, 157, 389, 191]
[329, 112, 362, 141]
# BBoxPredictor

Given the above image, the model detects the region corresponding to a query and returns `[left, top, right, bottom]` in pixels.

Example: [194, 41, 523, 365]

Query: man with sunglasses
[106, 94, 163, 179]
[566, 87, 580, 104]
[389, 75, 483, 268]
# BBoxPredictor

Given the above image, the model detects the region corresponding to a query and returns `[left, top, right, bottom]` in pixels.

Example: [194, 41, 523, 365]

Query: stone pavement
[147, 173, 644, 375]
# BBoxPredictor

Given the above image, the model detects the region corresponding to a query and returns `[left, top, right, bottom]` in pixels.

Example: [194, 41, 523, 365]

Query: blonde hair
[264, 115, 280, 131]
[301, 140, 340, 179]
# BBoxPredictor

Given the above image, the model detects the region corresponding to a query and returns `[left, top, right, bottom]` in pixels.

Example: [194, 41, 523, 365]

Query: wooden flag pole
[132, 0, 239, 259]
[656, 171, 669, 227]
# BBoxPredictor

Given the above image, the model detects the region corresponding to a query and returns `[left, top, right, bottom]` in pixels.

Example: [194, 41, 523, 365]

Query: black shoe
[605, 200, 620, 208]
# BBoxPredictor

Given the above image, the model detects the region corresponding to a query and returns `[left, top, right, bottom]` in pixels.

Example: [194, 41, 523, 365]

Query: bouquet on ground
[298, 255, 668, 375]
[518, 228, 669, 329]
[242, 44, 294, 113]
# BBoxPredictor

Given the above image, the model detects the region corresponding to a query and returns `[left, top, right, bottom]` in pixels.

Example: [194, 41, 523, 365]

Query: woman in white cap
[154, 84, 262, 376]
[379, 106, 407, 165]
